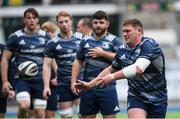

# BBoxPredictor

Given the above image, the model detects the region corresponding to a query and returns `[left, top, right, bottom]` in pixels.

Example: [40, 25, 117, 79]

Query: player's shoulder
[51, 34, 60, 43]
[13, 29, 24, 38]
[37, 29, 46, 36]
[73, 32, 83, 40]
[105, 33, 118, 42]
[141, 37, 159, 46]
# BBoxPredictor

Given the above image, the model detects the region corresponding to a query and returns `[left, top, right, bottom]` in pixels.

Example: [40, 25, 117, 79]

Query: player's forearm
[43, 65, 51, 88]
[43, 58, 52, 88]
[71, 60, 82, 84]
[101, 51, 116, 61]
[1, 58, 9, 83]
[97, 66, 112, 78]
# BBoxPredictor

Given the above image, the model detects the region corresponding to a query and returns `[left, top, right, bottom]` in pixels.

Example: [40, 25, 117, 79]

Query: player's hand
[74, 80, 92, 90]
[50, 77, 57, 86]
[43, 87, 51, 100]
[96, 74, 114, 87]
[2, 81, 12, 96]
[71, 82, 80, 95]
[88, 47, 104, 58]
[8, 90, 15, 99]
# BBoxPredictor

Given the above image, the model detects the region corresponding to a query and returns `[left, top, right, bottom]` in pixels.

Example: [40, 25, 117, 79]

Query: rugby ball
[18, 61, 38, 80]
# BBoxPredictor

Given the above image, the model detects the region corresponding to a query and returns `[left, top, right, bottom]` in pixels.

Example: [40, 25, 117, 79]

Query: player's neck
[24, 27, 37, 35]
[61, 30, 73, 39]
[94, 30, 107, 40]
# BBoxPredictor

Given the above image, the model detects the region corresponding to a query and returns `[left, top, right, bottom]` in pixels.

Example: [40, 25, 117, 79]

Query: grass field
[6, 110, 180, 118]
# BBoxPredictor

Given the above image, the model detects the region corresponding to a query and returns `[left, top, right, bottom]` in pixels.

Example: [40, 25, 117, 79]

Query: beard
[94, 28, 106, 36]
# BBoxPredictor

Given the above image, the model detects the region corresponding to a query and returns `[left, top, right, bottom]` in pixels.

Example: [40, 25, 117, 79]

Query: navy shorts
[15, 79, 44, 99]
[127, 95, 167, 118]
[46, 86, 58, 111]
[0, 97, 7, 113]
[79, 87, 120, 116]
[57, 85, 79, 102]
[30, 86, 57, 111]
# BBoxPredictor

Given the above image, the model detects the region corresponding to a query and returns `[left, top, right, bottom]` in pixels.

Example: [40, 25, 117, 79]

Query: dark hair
[92, 10, 109, 21]
[123, 18, 143, 28]
[24, 8, 39, 18]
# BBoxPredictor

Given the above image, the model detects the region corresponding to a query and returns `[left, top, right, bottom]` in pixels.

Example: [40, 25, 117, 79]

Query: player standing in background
[71, 10, 123, 118]
[28, 21, 59, 118]
[1, 8, 50, 118]
[76, 18, 93, 36]
[43, 11, 83, 118]
[75, 18, 168, 118]
[41, 21, 58, 118]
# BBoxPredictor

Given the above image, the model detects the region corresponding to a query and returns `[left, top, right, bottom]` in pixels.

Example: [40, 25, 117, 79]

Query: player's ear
[106, 21, 110, 28]
[138, 27, 143, 35]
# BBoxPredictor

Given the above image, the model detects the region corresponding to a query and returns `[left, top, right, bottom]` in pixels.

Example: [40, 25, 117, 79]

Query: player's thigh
[57, 85, 79, 103]
[0, 97, 7, 114]
[147, 102, 167, 118]
[46, 88, 58, 111]
[79, 90, 99, 116]
[98, 88, 120, 115]
[127, 95, 147, 118]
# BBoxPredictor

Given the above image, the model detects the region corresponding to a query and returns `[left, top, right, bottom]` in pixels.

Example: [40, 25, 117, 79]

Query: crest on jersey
[39, 38, 45, 45]
[102, 42, 109, 49]
[56, 45, 62, 50]
[19, 40, 26, 45]
[135, 49, 141, 56]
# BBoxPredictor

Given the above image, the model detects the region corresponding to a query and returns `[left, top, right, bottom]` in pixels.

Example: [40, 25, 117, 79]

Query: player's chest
[83, 40, 111, 52]
[54, 41, 78, 54]
[18, 36, 47, 49]
[119, 48, 141, 67]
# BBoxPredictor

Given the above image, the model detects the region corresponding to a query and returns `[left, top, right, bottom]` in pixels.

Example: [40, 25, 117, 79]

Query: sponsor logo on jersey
[114, 106, 120, 111]
[84, 43, 90, 48]
[120, 54, 126, 60]
[19, 40, 26, 45]
[56, 45, 62, 50]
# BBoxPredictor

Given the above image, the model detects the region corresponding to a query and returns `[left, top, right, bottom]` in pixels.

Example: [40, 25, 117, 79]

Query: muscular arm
[1, 49, 13, 94]
[71, 59, 83, 95]
[88, 47, 116, 61]
[43, 57, 53, 88]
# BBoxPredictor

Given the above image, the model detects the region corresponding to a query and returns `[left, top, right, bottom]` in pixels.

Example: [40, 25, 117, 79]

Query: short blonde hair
[56, 11, 72, 22]
[41, 21, 57, 33]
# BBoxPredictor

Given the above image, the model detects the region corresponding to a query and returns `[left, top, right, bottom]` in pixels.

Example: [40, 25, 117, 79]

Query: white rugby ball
[18, 61, 38, 80]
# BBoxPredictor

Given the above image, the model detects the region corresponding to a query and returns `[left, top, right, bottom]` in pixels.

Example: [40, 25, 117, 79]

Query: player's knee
[73, 105, 79, 114]
[34, 99, 47, 109]
[59, 107, 73, 118]
[16, 91, 30, 110]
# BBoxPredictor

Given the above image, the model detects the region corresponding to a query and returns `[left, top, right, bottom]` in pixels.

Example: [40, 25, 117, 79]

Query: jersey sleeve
[139, 40, 159, 61]
[44, 40, 56, 58]
[111, 48, 122, 70]
[76, 39, 85, 61]
[112, 37, 124, 52]
[6, 33, 18, 52]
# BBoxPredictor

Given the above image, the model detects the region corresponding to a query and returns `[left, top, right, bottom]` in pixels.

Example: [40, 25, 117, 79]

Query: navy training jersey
[6, 29, 51, 82]
[112, 37, 167, 105]
[44, 32, 84, 85]
[76, 33, 123, 85]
